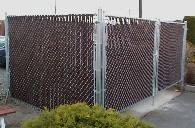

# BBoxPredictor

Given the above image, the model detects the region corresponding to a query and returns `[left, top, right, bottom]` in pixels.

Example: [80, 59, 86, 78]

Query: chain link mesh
[8, 15, 94, 109]
[106, 17, 155, 110]
[158, 22, 184, 90]
[7, 14, 185, 111]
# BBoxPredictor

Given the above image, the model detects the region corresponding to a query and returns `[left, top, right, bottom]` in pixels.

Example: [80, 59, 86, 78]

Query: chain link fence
[5, 9, 187, 111]
[106, 17, 155, 110]
[158, 22, 185, 90]
[8, 15, 94, 109]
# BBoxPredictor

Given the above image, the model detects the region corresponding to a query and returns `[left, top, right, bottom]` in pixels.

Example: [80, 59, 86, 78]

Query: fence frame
[4, 13, 10, 96]
[181, 21, 187, 91]
[152, 20, 161, 105]
[157, 21, 187, 92]
[93, 8, 107, 107]
[101, 11, 107, 108]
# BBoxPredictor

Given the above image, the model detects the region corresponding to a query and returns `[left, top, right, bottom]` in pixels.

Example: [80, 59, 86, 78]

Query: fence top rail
[105, 15, 156, 25]
[160, 20, 186, 25]
[7, 14, 95, 23]
[105, 15, 157, 22]
[7, 14, 95, 17]
[106, 15, 186, 25]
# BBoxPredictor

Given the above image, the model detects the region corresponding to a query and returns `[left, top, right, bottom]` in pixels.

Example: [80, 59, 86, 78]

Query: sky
[0, 0, 195, 21]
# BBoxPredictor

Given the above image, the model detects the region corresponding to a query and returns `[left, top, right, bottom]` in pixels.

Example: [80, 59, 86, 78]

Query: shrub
[186, 41, 195, 63]
[21, 102, 154, 128]
[183, 16, 195, 45]
[185, 63, 195, 85]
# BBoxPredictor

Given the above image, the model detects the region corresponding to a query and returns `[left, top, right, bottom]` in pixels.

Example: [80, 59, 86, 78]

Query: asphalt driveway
[141, 91, 195, 128]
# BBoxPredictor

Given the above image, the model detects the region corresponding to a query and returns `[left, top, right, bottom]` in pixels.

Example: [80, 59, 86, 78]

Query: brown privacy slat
[8, 15, 94, 109]
[106, 17, 155, 111]
[8, 14, 184, 111]
[158, 23, 184, 90]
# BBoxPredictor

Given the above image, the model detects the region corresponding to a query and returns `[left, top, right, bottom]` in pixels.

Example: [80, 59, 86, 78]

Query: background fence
[5, 9, 187, 111]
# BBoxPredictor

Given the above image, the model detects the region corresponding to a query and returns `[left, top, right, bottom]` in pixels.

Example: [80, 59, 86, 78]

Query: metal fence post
[155, 20, 161, 93]
[180, 21, 187, 91]
[4, 13, 10, 95]
[94, 8, 103, 106]
[152, 20, 160, 106]
[101, 11, 107, 108]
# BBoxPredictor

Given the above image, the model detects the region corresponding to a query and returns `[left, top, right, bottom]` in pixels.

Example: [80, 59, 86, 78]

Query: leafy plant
[183, 16, 195, 45]
[186, 41, 195, 63]
[21, 102, 154, 128]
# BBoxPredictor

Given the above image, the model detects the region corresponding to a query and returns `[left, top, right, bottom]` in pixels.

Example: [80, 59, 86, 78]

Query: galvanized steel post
[181, 21, 187, 91]
[152, 20, 160, 106]
[101, 11, 107, 108]
[155, 20, 161, 93]
[4, 13, 10, 95]
[94, 8, 104, 106]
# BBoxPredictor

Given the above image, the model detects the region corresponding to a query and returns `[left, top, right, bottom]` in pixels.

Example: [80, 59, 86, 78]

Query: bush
[21, 103, 154, 128]
[183, 16, 195, 45]
[186, 41, 195, 63]
[185, 63, 195, 85]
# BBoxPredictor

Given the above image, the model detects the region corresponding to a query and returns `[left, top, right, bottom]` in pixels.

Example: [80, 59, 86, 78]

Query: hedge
[183, 16, 195, 45]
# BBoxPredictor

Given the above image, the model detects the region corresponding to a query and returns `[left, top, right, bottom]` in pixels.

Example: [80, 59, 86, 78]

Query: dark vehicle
[0, 36, 6, 66]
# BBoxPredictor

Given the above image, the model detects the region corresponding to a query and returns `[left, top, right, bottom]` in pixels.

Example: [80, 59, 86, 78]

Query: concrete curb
[185, 85, 195, 92]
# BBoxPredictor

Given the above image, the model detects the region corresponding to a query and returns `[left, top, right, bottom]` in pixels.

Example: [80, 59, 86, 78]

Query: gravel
[0, 67, 40, 128]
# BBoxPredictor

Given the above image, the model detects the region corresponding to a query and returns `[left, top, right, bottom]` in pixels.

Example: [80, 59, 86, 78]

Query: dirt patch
[0, 98, 40, 128]
[0, 67, 40, 128]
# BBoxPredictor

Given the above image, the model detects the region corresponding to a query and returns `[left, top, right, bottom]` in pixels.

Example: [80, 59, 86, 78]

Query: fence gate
[158, 22, 186, 91]
[105, 17, 156, 110]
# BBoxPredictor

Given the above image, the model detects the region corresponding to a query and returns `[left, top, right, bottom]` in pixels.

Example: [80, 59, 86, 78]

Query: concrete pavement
[121, 86, 181, 119]
[121, 86, 195, 128]
[142, 91, 195, 128]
